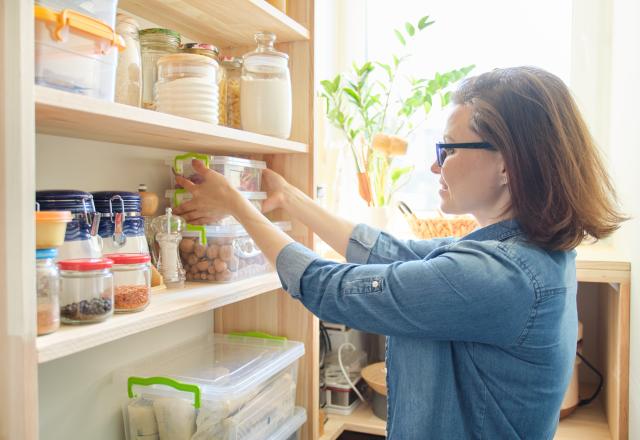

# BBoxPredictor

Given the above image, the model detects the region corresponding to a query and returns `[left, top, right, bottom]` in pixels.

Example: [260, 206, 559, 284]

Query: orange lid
[35, 210, 73, 222]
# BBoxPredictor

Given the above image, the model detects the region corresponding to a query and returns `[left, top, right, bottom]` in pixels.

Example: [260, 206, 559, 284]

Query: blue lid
[92, 191, 141, 213]
[36, 190, 95, 214]
[36, 248, 58, 259]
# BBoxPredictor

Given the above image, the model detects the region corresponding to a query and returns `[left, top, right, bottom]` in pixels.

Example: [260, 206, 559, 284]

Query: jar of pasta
[221, 56, 242, 129]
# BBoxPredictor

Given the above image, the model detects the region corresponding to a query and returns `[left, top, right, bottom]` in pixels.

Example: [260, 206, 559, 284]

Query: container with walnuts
[398, 202, 478, 239]
[179, 221, 291, 282]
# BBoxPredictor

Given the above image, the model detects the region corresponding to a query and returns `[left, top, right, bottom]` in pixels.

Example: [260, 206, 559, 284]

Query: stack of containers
[120, 333, 305, 440]
[92, 191, 149, 255]
[34, 0, 124, 100]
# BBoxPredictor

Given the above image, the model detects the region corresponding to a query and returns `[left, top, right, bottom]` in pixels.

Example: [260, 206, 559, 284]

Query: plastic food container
[58, 258, 114, 324]
[267, 407, 307, 440]
[165, 189, 267, 226]
[35, 210, 72, 249]
[105, 253, 151, 313]
[120, 333, 304, 440]
[34, 4, 125, 100]
[36, 248, 60, 336]
[179, 221, 290, 283]
[170, 153, 266, 192]
[35, 0, 119, 27]
[92, 191, 149, 255]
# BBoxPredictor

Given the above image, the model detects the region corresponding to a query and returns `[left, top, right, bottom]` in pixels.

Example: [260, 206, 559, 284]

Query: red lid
[58, 258, 114, 271]
[104, 253, 151, 264]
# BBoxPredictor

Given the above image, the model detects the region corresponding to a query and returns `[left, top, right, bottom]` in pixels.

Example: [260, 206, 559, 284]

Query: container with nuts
[179, 222, 290, 283]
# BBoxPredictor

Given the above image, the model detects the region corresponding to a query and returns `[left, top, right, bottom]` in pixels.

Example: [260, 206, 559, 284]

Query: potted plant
[320, 15, 475, 208]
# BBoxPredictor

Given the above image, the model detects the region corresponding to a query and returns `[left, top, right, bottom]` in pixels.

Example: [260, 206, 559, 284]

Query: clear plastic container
[155, 53, 220, 123]
[58, 258, 114, 324]
[105, 253, 151, 313]
[212, 156, 266, 192]
[266, 407, 307, 440]
[165, 189, 267, 226]
[179, 221, 290, 282]
[36, 248, 60, 336]
[115, 13, 142, 107]
[35, 0, 119, 27]
[221, 56, 243, 129]
[241, 32, 292, 138]
[35, 210, 72, 249]
[34, 4, 125, 100]
[140, 28, 181, 109]
[120, 333, 304, 440]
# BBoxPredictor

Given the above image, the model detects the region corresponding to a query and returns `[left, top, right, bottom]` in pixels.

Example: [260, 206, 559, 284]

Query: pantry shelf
[35, 86, 308, 155]
[119, 0, 310, 47]
[36, 272, 282, 364]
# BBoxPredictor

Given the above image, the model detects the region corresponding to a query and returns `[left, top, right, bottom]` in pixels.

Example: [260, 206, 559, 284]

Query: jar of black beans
[57, 258, 114, 324]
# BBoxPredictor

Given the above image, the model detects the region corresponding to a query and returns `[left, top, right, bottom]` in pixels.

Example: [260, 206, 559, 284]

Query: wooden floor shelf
[119, 0, 310, 47]
[36, 272, 281, 363]
[35, 86, 308, 155]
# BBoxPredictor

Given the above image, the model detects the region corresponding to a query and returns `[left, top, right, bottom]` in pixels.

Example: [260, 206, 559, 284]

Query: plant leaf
[320, 80, 336, 94]
[391, 165, 414, 185]
[405, 22, 415, 37]
[417, 16, 430, 30]
[394, 29, 406, 46]
[343, 87, 361, 106]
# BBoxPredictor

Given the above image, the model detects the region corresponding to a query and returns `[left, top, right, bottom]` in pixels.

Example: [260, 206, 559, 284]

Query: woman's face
[430, 104, 511, 226]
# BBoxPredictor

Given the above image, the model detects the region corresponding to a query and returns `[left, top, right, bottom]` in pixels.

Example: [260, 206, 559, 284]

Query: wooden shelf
[37, 272, 281, 364]
[319, 394, 611, 440]
[35, 86, 308, 155]
[119, 0, 310, 47]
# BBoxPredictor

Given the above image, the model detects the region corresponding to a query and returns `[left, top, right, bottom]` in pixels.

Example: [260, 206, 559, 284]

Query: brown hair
[452, 66, 626, 251]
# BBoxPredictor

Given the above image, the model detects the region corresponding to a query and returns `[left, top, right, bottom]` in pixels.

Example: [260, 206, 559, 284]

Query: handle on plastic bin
[127, 376, 201, 409]
[229, 331, 287, 341]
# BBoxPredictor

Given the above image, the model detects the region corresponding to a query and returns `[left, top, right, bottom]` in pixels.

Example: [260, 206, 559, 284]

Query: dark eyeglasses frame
[435, 142, 495, 167]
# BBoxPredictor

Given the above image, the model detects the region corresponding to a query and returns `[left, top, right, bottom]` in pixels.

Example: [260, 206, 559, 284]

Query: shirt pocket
[341, 276, 385, 295]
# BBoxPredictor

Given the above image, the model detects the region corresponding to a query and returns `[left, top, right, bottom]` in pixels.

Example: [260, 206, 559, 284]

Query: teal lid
[36, 248, 58, 260]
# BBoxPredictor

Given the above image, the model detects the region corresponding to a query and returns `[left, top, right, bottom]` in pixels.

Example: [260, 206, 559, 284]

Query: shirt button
[372, 280, 380, 288]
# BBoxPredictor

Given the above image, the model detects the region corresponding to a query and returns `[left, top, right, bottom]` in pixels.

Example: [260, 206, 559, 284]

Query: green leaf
[391, 166, 414, 184]
[320, 80, 336, 94]
[440, 90, 452, 107]
[405, 22, 415, 37]
[332, 74, 341, 91]
[417, 16, 430, 30]
[375, 62, 393, 81]
[394, 29, 406, 46]
[343, 87, 361, 106]
[393, 54, 400, 68]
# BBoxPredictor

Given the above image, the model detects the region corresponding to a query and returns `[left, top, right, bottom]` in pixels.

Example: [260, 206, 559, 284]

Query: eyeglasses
[435, 142, 495, 167]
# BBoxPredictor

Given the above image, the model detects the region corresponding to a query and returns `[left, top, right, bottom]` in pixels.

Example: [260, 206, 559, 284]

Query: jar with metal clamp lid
[92, 191, 149, 255]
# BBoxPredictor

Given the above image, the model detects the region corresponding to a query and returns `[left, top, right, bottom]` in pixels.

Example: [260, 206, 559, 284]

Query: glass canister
[139, 28, 181, 109]
[58, 258, 114, 324]
[105, 253, 151, 313]
[36, 248, 60, 336]
[182, 43, 224, 125]
[241, 31, 292, 138]
[115, 13, 142, 107]
[221, 56, 242, 129]
[92, 191, 149, 255]
[155, 53, 219, 124]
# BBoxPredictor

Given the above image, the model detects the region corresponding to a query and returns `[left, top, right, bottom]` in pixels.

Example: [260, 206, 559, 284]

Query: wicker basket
[398, 202, 478, 239]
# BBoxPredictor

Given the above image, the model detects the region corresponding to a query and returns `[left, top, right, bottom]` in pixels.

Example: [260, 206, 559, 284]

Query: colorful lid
[140, 28, 181, 38]
[58, 258, 114, 271]
[36, 248, 58, 260]
[35, 210, 73, 222]
[36, 190, 95, 214]
[104, 253, 151, 264]
[182, 43, 220, 59]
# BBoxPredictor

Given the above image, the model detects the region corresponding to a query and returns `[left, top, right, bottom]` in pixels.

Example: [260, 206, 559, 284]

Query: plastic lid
[35, 210, 73, 222]
[140, 28, 180, 38]
[221, 56, 243, 68]
[212, 156, 267, 169]
[104, 253, 151, 264]
[58, 258, 114, 271]
[36, 248, 58, 260]
[158, 53, 218, 67]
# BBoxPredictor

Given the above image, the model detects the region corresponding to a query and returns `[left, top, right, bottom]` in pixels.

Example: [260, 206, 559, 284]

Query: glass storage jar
[115, 13, 142, 107]
[105, 253, 151, 313]
[241, 32, 291, 138]
[182, 43, 224, 125]
[140, 28, 181, 109]
[221, 56, 242, 129]
[36, 248, 60, 336]
[155, 53, 219, 123]
[58, 258, 114, 324]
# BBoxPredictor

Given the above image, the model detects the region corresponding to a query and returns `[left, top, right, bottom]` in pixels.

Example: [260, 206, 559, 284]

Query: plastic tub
[165, 189, 266, 226]
[170, 154, 266, 192]
[179, 221, 291, 283]
[35, 0, 118, 27]
[34, 4, 125, 100]
[35, 210, 72, 249]
[120, 333, 305, 440]
[266, 407, 307, 440]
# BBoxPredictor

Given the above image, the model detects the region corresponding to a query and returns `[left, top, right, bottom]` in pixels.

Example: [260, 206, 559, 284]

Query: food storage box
[36, 0, 119, 27]
[169, 153, 266, 192]
[266, 407, 307, 440]
[165, 189, 267, 226]
[120, 333, 304, 440]
[179, 221, 291, 282]
[34, 4, 125, 100]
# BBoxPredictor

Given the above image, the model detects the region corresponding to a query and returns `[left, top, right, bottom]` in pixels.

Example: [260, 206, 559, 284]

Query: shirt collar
[461, 218, 523, 242]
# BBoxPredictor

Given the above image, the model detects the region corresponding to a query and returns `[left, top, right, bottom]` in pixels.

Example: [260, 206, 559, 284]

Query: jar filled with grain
[181, 43, 224, 125]
[140, 28, 181, 109]
[36, 248, 60, 336]
[221, 56, 242, 129]
[105, 253, 151, 313]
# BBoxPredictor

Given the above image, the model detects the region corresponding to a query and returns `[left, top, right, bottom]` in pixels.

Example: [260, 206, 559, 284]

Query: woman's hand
[173, 160, 243, 224]
[261, 168, 289, 214]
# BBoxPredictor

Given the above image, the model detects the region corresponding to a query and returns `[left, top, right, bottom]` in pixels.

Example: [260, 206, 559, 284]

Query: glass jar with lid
[140, 28, 181, 109]
[241, 31, 291, 138]
[155, 53, 219, 124]
[58, 258, 114, 324]
[105, 253, 151, 313]
[221, 56, 242, 129]
[115, 13, 142, 107]
[182, 43, 224, 125]
[36, 248, 60, 336]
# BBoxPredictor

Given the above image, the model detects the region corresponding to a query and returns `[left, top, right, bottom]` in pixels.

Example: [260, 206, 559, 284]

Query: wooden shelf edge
[36, 272, 282, 364]
[35, 86, 308, 155]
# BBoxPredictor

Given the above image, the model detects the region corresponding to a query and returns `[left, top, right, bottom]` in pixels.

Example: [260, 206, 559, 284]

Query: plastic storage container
[179, 221, 290, 283]
[58, 258, 114, 324]
[170, 153, 266, 192]
[35, 209, 72, 249]
[36, 248, 60, 336]
[35, 0, 119, 27]
[105, 253, 151, 313]
[121, 333, 304, 440]
[92, 191, 149, 255]
[155, 53, 219, 123]
[115, 13, 142, 107]
[36, 190, 102, 260]
[140, 28, 181, 109]
[34, 4, 125, 100]
[165, 189, 266, 226]
[266, 407, 307, 440]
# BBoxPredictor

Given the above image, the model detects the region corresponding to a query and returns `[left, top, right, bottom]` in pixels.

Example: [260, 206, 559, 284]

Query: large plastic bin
[36, 0, 118, 27]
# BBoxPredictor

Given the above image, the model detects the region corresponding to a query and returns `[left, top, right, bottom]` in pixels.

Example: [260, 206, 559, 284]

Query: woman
[174, 66, 624, 439]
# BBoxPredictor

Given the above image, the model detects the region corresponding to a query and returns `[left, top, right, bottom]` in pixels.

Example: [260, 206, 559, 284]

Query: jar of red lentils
[104, 253, 151, 313]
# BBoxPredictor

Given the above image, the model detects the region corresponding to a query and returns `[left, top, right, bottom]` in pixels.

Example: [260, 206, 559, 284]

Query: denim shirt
[276, 220, 577, 439]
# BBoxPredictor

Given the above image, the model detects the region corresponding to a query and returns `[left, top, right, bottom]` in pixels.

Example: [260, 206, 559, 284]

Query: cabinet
[0, 1, 317, 439]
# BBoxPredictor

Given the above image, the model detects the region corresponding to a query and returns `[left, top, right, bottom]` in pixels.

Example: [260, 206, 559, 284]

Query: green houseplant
[320, 15, 475, 207]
